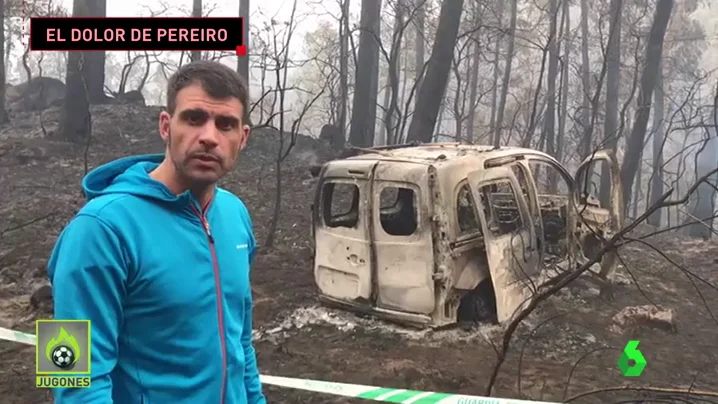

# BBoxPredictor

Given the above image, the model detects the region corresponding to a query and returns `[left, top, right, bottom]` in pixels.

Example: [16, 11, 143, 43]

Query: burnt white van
[310, 143, 623, 328]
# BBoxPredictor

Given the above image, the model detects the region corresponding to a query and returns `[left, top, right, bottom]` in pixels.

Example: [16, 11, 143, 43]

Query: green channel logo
[36, 320, 91, 375]
[617, 340, 647, 377]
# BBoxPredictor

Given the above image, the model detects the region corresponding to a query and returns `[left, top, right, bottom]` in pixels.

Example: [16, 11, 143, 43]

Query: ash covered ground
[1, 104, 717, 403]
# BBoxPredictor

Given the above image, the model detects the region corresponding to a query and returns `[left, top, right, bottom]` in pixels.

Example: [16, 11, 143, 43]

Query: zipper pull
[202, 219, 214, 243]
[190, 204, 214, 243]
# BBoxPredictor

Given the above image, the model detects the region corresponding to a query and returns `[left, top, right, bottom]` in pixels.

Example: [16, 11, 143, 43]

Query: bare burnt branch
[484, 165, 718, 396]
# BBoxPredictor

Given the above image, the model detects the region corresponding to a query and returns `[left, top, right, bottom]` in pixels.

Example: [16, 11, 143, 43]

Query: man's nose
[197, 121, 220, 147]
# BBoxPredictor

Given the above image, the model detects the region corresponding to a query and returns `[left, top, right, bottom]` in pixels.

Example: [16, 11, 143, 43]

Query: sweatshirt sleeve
[241, 212, 266, 403]
[48, 214, 129, 403]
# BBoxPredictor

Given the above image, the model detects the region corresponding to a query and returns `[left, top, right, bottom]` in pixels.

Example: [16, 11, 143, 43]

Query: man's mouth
[193, 154, 219, 163]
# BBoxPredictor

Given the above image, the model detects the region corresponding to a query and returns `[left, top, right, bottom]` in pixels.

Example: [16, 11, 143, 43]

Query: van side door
[371, 162, 435, 316]
[570, 150, 624, 281]
[467, 166, 540, 323]
[313, 161, 377, 306]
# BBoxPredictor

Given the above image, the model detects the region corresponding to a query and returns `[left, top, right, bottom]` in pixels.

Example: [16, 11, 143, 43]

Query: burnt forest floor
[0, 104, 717, 403]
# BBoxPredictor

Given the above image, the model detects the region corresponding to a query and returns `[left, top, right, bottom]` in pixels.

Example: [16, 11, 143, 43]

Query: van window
[528, 160, 570, 195]
[379, 186, 417, 236]
[321, 182, 359, 228]
[478, 180, 523, 236]
[456, 183, 481, 236]
[510, 163, 533, 207]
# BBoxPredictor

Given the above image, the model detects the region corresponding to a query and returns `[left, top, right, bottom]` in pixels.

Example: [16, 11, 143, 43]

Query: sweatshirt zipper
[191, 204, 227, 404]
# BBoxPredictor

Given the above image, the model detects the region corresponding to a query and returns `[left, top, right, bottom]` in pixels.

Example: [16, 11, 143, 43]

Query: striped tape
[259, 375, 558, 403]
[0, 326, 37, 346]
[0, 326, 557, 404]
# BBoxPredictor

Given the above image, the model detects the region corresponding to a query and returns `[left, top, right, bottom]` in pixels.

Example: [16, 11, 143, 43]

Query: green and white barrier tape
[0, 326, 557, 404]
[0, 326, 37, 346]
[259, 375, 558, 403]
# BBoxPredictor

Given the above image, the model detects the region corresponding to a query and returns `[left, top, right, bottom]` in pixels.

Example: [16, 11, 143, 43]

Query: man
[47, 60, 266, 404]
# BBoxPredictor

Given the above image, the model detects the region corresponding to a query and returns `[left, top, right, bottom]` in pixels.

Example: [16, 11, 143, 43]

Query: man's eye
[216, 118, 237, 131]
[187, 113, 206, 125]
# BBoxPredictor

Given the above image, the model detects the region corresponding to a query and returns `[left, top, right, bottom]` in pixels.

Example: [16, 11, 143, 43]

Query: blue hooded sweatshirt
[47, 154, 266, 404]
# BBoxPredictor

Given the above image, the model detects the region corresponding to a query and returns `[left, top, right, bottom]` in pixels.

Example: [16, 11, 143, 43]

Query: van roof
[338, 142, 557, 166]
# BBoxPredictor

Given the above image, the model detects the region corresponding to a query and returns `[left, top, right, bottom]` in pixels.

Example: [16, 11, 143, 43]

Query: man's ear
[239, 124, 251, 150]
[158, 110, 171, 145]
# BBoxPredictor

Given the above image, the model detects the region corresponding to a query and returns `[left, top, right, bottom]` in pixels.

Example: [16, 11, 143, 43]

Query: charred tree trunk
[433, 85, 448, 141]
[383, 0, 404, 144]
[466, 29, 481, 142]
[237, 0, 250, 80]
[489, 0, 505, 136]
[556, 0, 569, 165]
[579, 0, 591, 157]
[59, 0, 91, 142]
[683, 86, 718, 239]
[632, 157, 641, 218]
[543, 0, 559, 190]
[191, 0, 202, 62]
[620, 0, 673, 211]
[683, 132, 718, 239]
[237, 0, 252, 126]
[406, 0, 465, 142]
[337, 0, 350, 139]
[647, 57, 665, 226]
[264, 0, 300, 249]
[600, 0, 622, 206]
[4, 37, 11, 80]
[0, 0, 8, 123]
[450, 56, 466, 141]
[466, 0, 484, 143]
[492, 0, 517, 146]
[413, 0, 425, 110]
[378, 83, 391, 145]
[85, 0, 107, 104]
[348, 0, 382, 147]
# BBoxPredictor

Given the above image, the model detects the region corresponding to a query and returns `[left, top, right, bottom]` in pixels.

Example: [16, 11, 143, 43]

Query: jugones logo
[46, 327, 81, 370]
[36, 320, 92, 389]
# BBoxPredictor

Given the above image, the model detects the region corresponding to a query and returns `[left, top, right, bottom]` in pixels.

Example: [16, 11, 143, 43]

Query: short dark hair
[166, 60, 250, 123]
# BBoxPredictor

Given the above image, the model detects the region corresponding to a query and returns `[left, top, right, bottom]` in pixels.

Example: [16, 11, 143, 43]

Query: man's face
[158, 83, 250, 188]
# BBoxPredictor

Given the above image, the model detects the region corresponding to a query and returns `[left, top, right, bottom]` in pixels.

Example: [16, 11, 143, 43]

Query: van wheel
[457, 280, 498, 328]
